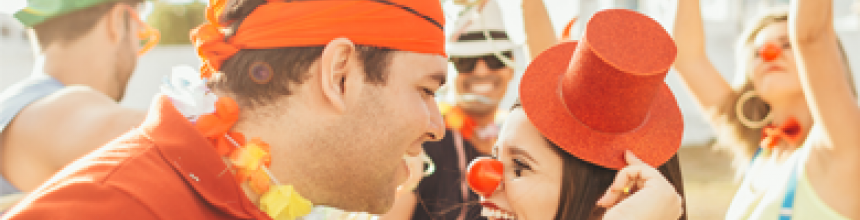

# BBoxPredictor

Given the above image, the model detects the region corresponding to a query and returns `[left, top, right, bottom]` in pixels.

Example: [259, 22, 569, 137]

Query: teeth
[481, 207, 515, 220]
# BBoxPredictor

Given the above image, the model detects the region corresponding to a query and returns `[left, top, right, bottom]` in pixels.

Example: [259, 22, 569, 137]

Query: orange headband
[192, 0, 446, 79]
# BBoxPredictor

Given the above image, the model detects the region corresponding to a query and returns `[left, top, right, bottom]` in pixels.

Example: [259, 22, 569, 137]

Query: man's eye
[422, 88, 436, 97]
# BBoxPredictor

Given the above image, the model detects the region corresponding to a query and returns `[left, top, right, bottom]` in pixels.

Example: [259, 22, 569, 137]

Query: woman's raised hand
[597, 151, 683, 220]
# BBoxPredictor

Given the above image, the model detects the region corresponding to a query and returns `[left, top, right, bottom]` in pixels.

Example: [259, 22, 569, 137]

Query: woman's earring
[422, 154, 436, 177]
[736, 91, 774, 128]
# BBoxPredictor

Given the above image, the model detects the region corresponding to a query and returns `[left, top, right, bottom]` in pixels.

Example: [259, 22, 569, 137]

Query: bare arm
[671, 0, 733, 123]
[790, 0, 860, 217]
[790, 0, 860, 155]
[522, 0, 557, 60]
[42, 87, 145, 170]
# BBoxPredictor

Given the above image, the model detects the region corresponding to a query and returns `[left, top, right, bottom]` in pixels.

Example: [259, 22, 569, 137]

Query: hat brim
[447, 41, 519, 57]
[519, 41, 684, 170]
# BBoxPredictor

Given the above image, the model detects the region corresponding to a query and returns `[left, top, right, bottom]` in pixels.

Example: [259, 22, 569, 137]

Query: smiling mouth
[481, 202, 517, 220]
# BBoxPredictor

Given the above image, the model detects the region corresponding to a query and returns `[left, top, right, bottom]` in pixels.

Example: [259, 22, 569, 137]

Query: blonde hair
[716, 8, 858, 174]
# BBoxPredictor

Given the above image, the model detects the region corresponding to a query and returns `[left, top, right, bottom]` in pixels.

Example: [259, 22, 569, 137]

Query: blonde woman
[671, 0, 860, 219]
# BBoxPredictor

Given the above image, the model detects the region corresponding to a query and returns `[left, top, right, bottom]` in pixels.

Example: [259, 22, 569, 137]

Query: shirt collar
[138, 94, 269, 219]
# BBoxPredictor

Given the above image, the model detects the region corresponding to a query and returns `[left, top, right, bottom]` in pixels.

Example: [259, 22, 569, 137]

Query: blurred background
[3, 0, 860, 219]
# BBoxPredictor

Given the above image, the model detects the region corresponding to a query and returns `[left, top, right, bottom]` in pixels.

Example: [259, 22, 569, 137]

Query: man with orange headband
[2, 0, 447, 219]
[0, 0, 158, 209]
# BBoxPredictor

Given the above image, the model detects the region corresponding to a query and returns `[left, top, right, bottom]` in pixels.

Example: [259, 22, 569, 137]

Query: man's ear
[319, 38, 357, 113]
[104, 4, 128, 46]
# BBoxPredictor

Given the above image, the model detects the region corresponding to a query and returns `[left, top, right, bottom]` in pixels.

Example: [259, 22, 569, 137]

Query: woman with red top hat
[465, 9, 686, 220]
[672, 0, 860, 218]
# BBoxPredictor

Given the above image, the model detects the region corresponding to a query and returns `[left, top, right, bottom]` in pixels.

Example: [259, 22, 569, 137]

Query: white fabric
[448, 0, 522, 57]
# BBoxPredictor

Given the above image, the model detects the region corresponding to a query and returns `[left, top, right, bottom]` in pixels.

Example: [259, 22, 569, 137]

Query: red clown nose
[467, 157, 504, 197]
[759, 42, 782, 62]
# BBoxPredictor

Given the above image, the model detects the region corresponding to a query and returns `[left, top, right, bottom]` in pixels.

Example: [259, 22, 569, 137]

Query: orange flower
[444, 106, 477, 140]
[249, 169, 272, 194]
[231, 138, 273, 192]
[196, 97, 240, 138]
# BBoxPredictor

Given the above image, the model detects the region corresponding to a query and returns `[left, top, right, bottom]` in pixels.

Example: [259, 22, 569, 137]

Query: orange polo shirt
[1, 95, 272, 220]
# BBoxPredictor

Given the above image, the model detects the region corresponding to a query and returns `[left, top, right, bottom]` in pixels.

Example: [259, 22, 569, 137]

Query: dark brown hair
[510, 103, 687, 220]
[207, 0, 395, 108]
[32, 0, 143, 49]
[548, 140, 687, 220]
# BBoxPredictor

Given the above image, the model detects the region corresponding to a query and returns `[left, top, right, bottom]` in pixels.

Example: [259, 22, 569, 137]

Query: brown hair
[207, 0, 395, 109]
[547, 138, 688, 220]
[32, 0, 143, 49]
[716, 8, 858, 173]
[509, 103, 687, 220]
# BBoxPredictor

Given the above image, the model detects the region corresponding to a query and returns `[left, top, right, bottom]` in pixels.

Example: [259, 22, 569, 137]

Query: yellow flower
[260, 185, 314, 220]
[438, 102, 453, 116]
[233, 141, 269, 170]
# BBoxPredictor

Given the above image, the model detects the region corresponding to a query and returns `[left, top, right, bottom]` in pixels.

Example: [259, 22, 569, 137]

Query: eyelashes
[512, 158, 532, 177]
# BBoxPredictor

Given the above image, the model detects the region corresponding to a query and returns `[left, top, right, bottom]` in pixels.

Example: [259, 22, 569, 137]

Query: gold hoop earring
[735, 91, 774, 128]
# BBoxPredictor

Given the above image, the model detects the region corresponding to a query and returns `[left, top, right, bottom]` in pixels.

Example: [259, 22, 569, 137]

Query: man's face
[285, 51, 447, 214]
[451, 52, 515, 116]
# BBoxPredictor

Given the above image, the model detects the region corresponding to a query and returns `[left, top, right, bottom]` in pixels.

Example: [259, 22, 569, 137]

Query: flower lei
[162, 66, 319, 220]
[760, 116, 803, 149]
[439, 103, 500, 140]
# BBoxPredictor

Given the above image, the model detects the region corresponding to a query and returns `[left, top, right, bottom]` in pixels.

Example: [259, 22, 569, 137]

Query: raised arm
[790, 0, 860, 217]
[522, 0, 557, 60]
[671, 0, 733, 121]
[790, 0, 860, 162]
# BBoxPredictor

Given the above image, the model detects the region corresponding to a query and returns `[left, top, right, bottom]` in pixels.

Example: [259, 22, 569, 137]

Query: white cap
[447, 0, 519, 57]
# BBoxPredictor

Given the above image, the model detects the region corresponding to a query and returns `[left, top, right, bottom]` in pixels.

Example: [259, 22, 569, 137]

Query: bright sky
[0, 1, 24, 14]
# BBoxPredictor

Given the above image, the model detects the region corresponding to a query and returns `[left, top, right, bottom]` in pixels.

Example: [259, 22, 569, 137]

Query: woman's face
[481, 109, 565, 220]
[749, 21, 804, 104]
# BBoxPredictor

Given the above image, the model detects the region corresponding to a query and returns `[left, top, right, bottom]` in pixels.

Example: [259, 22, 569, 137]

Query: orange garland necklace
[162, 69, 312, 220]
[439, 103, 500, 141]
[197, 97, 314, 220]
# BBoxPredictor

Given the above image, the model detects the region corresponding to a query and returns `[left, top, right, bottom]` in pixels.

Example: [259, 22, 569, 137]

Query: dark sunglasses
[450, 51, 513, 73]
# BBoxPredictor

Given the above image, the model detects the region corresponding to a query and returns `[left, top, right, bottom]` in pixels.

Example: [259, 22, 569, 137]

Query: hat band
[456, 31, 509, 42]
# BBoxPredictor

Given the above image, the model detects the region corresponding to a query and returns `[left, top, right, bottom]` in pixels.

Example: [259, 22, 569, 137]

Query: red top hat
[519, 9, 683, 169]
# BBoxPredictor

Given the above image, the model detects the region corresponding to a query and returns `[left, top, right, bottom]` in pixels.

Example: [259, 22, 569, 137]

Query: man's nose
[426, 100, 445, 141]
[472, 60, 493, 76]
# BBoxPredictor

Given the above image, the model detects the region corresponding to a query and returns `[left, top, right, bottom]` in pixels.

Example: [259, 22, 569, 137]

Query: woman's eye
[513, 158, 531, 177]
